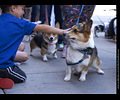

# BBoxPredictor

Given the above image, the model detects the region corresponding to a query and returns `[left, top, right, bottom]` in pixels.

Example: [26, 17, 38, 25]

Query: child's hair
[0, 5, 12, 13]
[0, 5, 32, 13]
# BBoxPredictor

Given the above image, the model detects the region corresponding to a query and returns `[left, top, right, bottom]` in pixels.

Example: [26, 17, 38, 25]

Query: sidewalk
[0, 15, 116, 94]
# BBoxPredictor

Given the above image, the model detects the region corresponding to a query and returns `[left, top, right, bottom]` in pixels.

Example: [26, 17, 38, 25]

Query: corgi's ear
[55, 22, 60, 28]
[44, 21, 49, 25]
[85, 20, 93, 31]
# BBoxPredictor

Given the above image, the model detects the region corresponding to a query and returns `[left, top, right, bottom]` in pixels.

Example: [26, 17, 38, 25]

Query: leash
[45, 5, 49, 23]
[66, 47, 94, 66]
[66, 49, 89, 66]
[76, 5, 84, 25]
[97, 15, 105, 26]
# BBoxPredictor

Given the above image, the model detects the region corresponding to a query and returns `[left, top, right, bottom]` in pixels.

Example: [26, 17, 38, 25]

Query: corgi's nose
[67, 34, 70, 38]
[50, 37, 53, 40]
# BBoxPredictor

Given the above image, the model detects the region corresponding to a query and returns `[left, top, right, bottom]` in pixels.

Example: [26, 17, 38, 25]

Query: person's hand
[63, 28, 71, 33]
[63, 28, 71, 36]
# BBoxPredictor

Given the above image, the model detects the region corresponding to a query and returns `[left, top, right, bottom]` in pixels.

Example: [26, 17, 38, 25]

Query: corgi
[64, 20, 104, 81]
[30, 22, 59, 62]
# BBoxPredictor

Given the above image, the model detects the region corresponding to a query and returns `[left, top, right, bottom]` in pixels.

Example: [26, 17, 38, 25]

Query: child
[0, 5, 69, 83]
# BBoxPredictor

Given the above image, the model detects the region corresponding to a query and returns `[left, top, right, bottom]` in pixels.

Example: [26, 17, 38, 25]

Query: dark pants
[31, 5, 39, 22]
[39, 5, 52, 24]
[23, 5, 39, 22]
[39, 5, 63, 44]
[54, 5, 63, 44]
[0, 65, 27, 83]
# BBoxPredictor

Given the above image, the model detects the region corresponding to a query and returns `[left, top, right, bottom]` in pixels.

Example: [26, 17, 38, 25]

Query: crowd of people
[22, 5, 96, 57]
[0, 5, 96, 89]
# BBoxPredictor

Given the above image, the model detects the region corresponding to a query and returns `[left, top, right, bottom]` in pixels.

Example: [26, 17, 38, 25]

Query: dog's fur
[94, 25, 105, 37]
[30, 22, 59, 62]
[64, 20, 104, 81]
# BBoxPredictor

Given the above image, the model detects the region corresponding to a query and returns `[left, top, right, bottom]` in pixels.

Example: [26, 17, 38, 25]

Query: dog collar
[44, 38, 55, 45]
[47, 43, 55, 45]
[66, 47, 94, 66]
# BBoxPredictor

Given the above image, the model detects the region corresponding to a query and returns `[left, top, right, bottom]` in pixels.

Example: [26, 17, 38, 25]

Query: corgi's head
[43, 21, 59, 45]
[67, 20, 94, 49]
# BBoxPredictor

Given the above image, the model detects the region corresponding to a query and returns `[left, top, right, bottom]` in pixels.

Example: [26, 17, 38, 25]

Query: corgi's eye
[73, 29, 78, 33]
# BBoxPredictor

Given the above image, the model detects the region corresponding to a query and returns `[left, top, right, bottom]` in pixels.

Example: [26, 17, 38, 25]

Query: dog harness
[66, 47, 94, 66]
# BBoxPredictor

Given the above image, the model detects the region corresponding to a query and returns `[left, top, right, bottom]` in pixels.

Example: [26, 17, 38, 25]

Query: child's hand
[63, 28, 71, 33]
[63, 28, 71, 36]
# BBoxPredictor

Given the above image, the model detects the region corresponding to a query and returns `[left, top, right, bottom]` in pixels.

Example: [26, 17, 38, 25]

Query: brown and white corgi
[30, 22, 59, 62]
[64, 20, 104, 81]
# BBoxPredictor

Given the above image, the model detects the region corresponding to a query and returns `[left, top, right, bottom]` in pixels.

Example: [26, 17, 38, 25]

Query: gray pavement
[0, 15, 116, 94]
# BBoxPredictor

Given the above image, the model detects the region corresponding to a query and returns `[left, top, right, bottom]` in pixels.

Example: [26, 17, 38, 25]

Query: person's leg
[0, 65, 27, 83]
[54, 5, 63, 29]
[54, 5, 64, 50]
[18, 42, 25, 51]
[47, 5, 52, 25]
[31, 5, 39, 22]
[14, 42, 29, 62]
[14, 51, 29, 62]
[39, 5, 52, 25]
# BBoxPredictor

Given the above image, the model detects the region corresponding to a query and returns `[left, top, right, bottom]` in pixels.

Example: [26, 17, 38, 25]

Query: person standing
[61, 5, 96, 57]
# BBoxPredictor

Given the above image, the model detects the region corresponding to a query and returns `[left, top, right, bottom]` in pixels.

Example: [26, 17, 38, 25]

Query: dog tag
[82, 53, 89, 60]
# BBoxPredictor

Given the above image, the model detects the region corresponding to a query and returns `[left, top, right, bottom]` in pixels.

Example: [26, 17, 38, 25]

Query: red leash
[45, 5, 49, 23]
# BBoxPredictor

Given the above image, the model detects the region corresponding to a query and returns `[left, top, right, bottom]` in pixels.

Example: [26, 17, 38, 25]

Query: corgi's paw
[53, 54, 57, 59]
[64, 75, 71, 81]
[79, 76, 86, 81]
[79, 71, 87, 81]
[43, 59, 48, 62]
[43, 58, 48, 62]
[98, 69, 104, 75]
[43, 55, 48, 62]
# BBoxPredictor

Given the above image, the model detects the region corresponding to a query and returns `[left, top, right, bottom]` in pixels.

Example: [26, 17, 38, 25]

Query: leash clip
[82, 53, 89, 60]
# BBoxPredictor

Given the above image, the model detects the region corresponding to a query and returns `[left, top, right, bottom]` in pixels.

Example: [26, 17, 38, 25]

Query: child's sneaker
[58, 43, 64, 51]
[0, 78, 14, 89]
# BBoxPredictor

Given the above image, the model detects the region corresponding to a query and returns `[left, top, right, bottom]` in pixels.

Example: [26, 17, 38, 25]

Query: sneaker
[58, 44, 64, 51]
[0, 78, 14, 89]
[14, 62, 21, 66]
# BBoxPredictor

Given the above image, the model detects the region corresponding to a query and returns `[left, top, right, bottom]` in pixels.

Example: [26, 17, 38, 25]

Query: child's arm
[33, 24, 70, 35]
